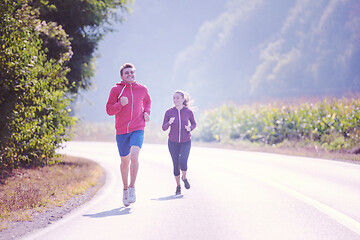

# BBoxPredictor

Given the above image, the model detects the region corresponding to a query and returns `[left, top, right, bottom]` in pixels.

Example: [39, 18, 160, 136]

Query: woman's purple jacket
[162, 107, 196, 143]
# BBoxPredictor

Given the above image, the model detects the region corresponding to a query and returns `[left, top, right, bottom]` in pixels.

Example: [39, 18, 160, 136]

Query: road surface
[22, 141, 360, 240]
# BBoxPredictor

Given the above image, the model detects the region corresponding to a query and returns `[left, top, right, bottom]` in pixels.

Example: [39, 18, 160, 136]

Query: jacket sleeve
[106, 87, 123, 116]
[142, 88, 151, 115]
[189, 110, 196, 131]
[162, 110, 170, 131]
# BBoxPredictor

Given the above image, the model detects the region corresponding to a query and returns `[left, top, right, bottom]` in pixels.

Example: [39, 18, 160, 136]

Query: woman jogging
[106, 63, 151, 207]
[162, 90, 196, 195]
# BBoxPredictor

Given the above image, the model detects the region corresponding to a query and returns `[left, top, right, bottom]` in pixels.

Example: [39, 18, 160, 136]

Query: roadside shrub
[0, 1, 75, 170]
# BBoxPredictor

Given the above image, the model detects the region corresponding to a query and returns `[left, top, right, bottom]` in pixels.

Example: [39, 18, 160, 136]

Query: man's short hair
[120, 63, 135, 76]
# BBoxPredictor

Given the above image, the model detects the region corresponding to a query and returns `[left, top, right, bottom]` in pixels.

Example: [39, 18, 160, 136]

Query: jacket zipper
[127, 84, 134, 133]
[178, 108, 181, 142]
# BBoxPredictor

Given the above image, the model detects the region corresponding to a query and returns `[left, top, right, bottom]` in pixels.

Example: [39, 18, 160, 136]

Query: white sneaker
[128, 187, 136, 203]
[123, 189, 130, 207]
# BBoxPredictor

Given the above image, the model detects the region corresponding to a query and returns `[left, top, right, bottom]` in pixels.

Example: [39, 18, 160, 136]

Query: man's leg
[128, 146, 140, 203]
[120, 155, 131, 190]
[120, 154, 131, 207]
[129, 145, 140, 188]
[127, 130, 144, 203]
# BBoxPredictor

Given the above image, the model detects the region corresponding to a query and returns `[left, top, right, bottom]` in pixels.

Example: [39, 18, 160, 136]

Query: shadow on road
[151, 195, 184, 201]
[83, 207, 131, 218]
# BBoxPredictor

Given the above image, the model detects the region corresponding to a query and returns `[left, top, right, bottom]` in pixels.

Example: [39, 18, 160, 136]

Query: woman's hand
[185, 125, 191, 132]
[169, 117, 175, 125]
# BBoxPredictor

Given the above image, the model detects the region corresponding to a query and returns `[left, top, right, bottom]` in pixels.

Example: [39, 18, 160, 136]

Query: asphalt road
[22, 141, 360, 240]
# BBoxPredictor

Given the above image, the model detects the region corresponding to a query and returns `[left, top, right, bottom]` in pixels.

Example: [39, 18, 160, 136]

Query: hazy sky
[75, 0, 360, 123]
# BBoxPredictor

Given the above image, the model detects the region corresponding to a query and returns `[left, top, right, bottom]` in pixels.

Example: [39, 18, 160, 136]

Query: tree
[0, 0, 131, 171]
[31, 0, 131, 93]
[0, 0, 75, 170]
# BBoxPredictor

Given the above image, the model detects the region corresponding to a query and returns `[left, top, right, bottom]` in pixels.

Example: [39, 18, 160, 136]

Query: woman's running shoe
[175, 185, 181, 195]
[182, 178, 190, 189]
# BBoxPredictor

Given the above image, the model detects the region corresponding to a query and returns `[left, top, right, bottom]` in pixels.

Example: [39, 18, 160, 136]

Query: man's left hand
[144, 112, 150, 122]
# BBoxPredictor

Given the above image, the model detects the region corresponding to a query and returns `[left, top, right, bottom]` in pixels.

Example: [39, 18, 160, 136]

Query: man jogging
[106, 63, 151, 207]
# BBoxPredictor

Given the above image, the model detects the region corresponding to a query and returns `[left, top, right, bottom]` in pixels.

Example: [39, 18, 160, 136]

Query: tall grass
[0, 157, 103, 231]
[193, 97, 360, 152]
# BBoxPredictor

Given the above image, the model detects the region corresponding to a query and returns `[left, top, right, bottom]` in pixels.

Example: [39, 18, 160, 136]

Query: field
[194, 96, 360, 153]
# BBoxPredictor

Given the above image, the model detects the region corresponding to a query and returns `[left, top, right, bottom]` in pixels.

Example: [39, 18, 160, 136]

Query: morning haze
[74, 0, 360, 123]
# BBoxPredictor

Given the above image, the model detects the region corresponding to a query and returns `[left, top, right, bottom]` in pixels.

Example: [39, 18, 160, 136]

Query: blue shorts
[116, 130, 144, 157]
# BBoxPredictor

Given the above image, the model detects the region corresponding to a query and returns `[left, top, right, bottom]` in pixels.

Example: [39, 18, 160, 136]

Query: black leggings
[168, 140, 191, 176]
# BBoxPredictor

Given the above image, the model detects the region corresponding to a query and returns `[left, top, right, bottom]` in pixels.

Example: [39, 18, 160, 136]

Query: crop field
[194, 97, 360, 153]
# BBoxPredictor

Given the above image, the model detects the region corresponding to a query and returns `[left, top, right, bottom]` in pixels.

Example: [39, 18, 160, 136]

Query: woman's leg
[168, 140, 181, 186]
[179, 140, 191, 177]
[179, 141, 191, 189]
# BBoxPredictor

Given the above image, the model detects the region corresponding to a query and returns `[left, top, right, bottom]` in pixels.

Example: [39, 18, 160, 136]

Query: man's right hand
[120, 96, 128, 106]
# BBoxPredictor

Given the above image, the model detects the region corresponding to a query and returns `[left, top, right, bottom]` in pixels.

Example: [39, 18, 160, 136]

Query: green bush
[0, 1, 76, 170]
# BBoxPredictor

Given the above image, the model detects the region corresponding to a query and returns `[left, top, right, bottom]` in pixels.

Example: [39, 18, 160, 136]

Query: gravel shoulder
[0, 172, 105, 240]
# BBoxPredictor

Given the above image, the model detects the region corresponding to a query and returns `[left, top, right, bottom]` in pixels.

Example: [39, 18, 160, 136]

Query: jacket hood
[171, 106, 187, 111]
[116, 80, 138, 86]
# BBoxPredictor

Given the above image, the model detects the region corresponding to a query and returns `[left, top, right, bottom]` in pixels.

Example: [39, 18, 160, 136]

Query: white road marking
[241, 170, 360, 236]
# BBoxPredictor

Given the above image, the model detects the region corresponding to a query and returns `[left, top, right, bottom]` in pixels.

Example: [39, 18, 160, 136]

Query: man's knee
[130, 145, 141, 153]
[121, 155, 131, 165]
[130, 146, 140, 160]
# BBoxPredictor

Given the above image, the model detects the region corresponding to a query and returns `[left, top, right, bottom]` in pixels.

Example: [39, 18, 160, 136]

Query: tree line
[0, 0, 130, 171]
